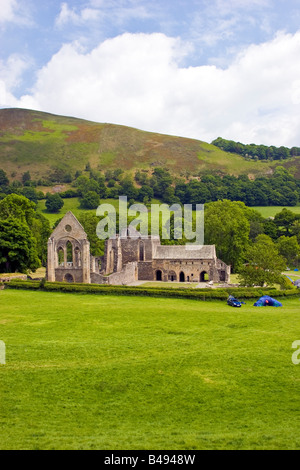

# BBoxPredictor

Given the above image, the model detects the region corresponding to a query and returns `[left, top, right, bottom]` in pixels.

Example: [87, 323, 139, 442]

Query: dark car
[227, 295, 242, 307]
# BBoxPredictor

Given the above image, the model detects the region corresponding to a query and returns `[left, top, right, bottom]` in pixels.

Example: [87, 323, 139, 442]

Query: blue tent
[254, 295, 282, 307]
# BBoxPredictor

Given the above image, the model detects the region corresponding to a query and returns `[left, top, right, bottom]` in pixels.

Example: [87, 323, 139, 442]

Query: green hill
[1, 107, 296, 180]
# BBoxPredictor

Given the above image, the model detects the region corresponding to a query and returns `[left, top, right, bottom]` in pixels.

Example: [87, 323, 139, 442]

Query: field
[37, 197, 120, 228]
[1, 289, 300, 450]
[253, 205, 300, 218]
[36, 196, 300, 225]
[37, 196, 300, 232]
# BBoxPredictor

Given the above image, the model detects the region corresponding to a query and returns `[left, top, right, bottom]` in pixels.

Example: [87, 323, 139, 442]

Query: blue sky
[1, 0, 300, 146]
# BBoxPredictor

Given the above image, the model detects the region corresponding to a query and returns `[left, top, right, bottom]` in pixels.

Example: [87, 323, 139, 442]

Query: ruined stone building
[47, 211, 230, 285]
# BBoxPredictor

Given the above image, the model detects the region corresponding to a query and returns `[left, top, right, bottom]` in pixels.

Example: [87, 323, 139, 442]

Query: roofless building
[47, 212, 230, 285]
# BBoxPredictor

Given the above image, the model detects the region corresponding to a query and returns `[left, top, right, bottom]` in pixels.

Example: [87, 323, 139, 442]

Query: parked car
[227, 295, 242, 307]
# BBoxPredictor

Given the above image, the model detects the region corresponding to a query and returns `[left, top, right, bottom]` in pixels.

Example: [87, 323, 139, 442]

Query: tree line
[211, 137, 300, 161]
[1, 165, 300, 211]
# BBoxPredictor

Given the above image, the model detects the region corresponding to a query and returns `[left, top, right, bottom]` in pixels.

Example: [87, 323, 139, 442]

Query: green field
[37, 197, 300, 230]
[37, 197, 121, 227]
[253, 206, 300, 218]
[1, 289, 300, 450]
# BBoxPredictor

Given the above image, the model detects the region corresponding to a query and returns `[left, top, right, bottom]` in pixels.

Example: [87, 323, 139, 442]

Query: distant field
[37, 198, 300, 229]
[1, 289, 300, 450]
[253, 206, 300, 218]
[37, 197, 170, 228]
[37, 197, 120, 227]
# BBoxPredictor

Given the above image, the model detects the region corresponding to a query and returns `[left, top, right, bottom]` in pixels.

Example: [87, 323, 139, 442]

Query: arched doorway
[200, 271, 209, 282]
[179, 271, 185, 282]
[156, 270, 162, 281]
[168, 271, 177, 282]
[64, 273, 74, 283]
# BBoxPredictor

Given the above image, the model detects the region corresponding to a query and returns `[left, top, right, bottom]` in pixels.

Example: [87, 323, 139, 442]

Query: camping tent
[294, 279, 300, 288]
[254, 295, 282, 307]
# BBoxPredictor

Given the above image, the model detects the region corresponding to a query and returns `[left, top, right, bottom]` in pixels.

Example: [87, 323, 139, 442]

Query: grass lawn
[1, 289, 300, 450]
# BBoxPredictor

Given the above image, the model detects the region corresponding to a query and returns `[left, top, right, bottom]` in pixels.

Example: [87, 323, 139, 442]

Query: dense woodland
[1, 164, 300, 208]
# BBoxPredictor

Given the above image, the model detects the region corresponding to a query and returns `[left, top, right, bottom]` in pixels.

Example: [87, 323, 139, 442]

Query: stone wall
[0, 275, 27, 282]
[105, 262, 138, 285]
[54, 267, 84, 283]
[151, 259, 219, 282]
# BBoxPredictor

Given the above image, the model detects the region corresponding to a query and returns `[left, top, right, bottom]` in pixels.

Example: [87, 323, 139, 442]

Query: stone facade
[47, 212, 230, 285]
[47, 211, 99, 284]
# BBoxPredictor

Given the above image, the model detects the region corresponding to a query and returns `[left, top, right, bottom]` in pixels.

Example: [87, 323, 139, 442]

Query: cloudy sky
[1, 0, 300, 147]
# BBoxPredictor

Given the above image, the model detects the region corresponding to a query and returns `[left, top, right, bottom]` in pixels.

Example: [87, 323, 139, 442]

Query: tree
[74, 175, 99, 197]
[274, 208, 296, 236]
[186, 181, 211, 205]
[0, 169, 9, 188]
[238, 234, 286, 287]
[21, 186, 39, 204]
[78, 213, 105, 257]
[241, 205, 265, 241]
[45, 193, 64, 213]
[22, 171, 31, 185]
[204, 200, 251, 272]
[0, 194, 36, 225]
[119, 177, 138, 200]
[137, 185, 154, 203]
[79, 191, 100, 209]
[0, 194, 51, 270]
[277, 236, 300, 268]
[291, 220, 300, 243]
[0, 217, 40, 273]
[150, 168, 172, 198]
[30, 213, 51, 267]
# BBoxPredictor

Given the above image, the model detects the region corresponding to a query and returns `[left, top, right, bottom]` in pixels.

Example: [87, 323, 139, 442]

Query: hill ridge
[0, 107, 299, 180]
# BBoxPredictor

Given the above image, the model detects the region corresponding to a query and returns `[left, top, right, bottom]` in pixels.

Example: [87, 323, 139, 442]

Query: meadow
[253, 205, 300, 218]
[1, 289, 300, 450]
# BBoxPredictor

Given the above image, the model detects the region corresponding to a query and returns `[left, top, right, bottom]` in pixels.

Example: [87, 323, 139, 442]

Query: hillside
[0, 107, 295, 181]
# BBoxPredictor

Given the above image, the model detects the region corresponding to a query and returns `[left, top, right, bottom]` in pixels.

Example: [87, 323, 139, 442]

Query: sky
[1, 0, 300, 147]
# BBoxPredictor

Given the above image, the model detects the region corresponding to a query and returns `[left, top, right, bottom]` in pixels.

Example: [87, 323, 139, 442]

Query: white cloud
[3, 30, 300, 147]
[55, 2, 103, 26]
[0, 54, 30, 106]
[0, 0, 32, 25]
[0, 0, 18, 23]
[55, 0, 152, 27]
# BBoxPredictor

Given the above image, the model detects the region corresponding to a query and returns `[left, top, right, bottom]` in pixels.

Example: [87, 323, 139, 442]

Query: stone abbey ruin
[47, 211, 230, 285]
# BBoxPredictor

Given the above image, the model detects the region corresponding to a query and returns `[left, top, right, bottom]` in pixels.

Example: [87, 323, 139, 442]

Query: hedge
[4, 279, 300, 301]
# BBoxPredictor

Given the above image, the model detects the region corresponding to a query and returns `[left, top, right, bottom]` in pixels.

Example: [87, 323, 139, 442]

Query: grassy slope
[1, 289, 300, 450]
[1, 108, 296, 180]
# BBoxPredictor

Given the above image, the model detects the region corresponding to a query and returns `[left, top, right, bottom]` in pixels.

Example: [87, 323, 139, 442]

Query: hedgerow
[4, 279, 299, 301]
